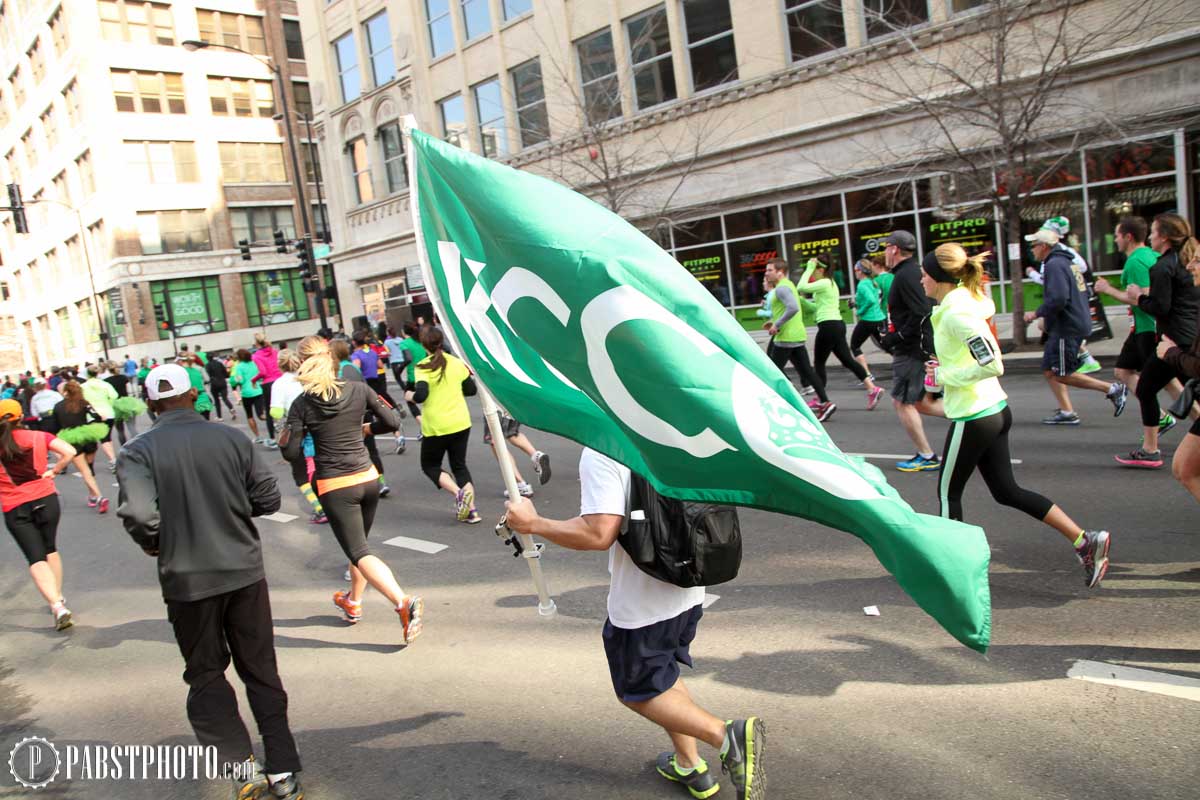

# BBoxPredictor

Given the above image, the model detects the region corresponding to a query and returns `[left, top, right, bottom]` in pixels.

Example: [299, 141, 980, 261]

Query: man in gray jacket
[116, 364, 303, 800]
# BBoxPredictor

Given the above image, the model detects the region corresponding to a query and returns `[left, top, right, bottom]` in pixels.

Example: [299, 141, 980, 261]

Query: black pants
[5, 495, 60, 565]
[320, 479, 379, 564]
[260, 382, 276, 439]
[1135, 355, 1183, 427]
[211, 385, 233, 418]
[814, 320, 870, 384]
[364, 434, 384, 476]
[166, 579, 301, 775]
[420, 427, 472, 487]
[850, 319, 886, 357]
[938, 406, 1054, 522]
[769, 344, 828, 402]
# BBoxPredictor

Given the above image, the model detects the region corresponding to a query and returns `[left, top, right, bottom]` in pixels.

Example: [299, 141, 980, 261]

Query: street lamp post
[182, 39, 329, 331]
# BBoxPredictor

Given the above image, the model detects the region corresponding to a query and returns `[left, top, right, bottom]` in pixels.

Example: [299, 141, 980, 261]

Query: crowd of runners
[1, 211, 1198, 800]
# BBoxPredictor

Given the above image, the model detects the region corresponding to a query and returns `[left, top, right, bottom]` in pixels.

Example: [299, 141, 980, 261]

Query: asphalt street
[2, 367, 1198, 800]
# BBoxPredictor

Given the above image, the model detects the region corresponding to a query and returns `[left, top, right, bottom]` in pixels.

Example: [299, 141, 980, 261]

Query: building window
[293, 81, 312, 118]
[364, 12, 395, 87]
[88, 220, 107, 261]
[348, 137, 373, 204]
[334, 32, 361, 103]
[20, 129, 35, 171]
[438, 93, 466, 147]
[241, 268, 315, 326]
[4, 149, 20, 185]
[379, 122, 406, 192]
[302, 143, 321, 183]
[426, 0, 453, 58]
[511, 58, 548, 148]
[502, 0, 532, 20]
[864, 0, 929, 39]
[951, 0, 988, 10]
[57, 307, 76, 349]
[50, 9, 69, 55]
[472, 78, 507, 158]
[11, 67, 23, 107]
[63, 80, 81, 126]
[112, 69, 186, 114]
[626, 6, 675, 111]
[150, 276, 226, 338]
[208, 76, 274, 117]
[218, 142, 286, 183]
[576, 29, 621, 124]
[40, 105, 57, 149]
[52, 171, 71, 206]
[231, 206, 295, 244]
[137, 210, 212, 255]
[98, 0, 175, 45]
[28, 40, 45, 83]
[786, 0, 844, 61]
[124, 140, 199, 183]
[75, 150, 95, 195]
[0, 89, 7, 129]
[459, 0, 490, 40]
[283, 19, 305, 59]
[681, 0, 738, 92]
[313, 204, 330, 242]
[196, 10, 267, 55]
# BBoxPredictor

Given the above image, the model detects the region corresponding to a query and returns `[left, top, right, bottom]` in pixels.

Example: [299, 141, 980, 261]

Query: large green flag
[407, 127, 991, 653]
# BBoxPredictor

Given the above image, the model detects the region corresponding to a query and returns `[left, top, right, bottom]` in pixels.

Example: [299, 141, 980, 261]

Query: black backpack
[619, 473, 742, 588]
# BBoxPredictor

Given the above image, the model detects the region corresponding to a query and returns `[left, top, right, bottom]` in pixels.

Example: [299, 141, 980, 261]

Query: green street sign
[312, 244, 331, 259]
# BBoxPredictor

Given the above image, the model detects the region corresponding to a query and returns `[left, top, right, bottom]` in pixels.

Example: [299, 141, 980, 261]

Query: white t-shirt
[270, 372, 303, 414]
[578, 448, 705, 630]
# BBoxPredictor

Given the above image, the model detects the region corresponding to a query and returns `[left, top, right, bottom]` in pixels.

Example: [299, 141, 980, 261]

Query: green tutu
[113, 396, 147, 422]
[57, 422, 110, 447]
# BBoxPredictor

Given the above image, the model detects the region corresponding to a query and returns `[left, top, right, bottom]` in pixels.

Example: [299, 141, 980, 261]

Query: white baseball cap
[1023, 228, 1060, 246]
[145, 363, 192, 400]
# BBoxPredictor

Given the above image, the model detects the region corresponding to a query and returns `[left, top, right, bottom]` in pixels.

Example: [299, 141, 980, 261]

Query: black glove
[879, 332, 899, 355]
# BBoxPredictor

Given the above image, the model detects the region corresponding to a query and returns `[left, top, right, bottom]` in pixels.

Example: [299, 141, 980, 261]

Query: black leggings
[938, 406, 1054, 522]
[211, 385, 233, 417]
[1135, 355, 1183, 427]
[260, 382, 276, 439]
[769, 344, 828, 402]
[850, 319, 886, 357]
[5, 495, 61, 565]
[241, 394, 265, 420]
[320, 479, 379, 565]
[814, 320, 870, 384]
[420, 427, 472, 487]
[364, 434, 384, 476]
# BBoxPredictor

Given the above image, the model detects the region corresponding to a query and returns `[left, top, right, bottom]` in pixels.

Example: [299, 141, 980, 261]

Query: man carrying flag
[506, 452, 762, 800]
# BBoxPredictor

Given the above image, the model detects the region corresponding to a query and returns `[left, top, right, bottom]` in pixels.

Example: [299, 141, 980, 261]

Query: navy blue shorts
[1043, 333, 1084, 375]
[602, 605, 702, 703]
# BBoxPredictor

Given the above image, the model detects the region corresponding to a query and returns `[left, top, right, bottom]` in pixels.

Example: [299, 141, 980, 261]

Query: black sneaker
[268, 774, 303, 800]
[532, 451, 552, 485]
[720, 718, 765, 800]
[656, 752, 719, 799]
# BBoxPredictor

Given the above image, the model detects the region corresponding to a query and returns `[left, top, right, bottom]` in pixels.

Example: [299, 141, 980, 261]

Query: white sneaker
[343, 569, 352, 582]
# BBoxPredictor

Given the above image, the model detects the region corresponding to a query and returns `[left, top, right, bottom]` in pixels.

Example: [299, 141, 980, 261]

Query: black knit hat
[921, 251, 956, 285]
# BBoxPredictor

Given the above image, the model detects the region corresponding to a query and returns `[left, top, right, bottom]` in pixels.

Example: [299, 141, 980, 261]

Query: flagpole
[402, 115, 556, 617]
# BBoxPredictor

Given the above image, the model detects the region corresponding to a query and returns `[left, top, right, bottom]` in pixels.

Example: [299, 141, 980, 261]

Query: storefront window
[672, 215, 722, 248]
[150, 276, 226, 339]
[728, 234, 780, 307]
[995, 154, 1083, 197]
[723, 205, 777, 239]
[241, 268, 315, 327]
[919, 208, 998, 280]
[676, 245, 730, 306]
[784, 225, 850, 294]
[782, 193, 841, 229]
[844, 182, 914, 219]
[849, 214, 918, 265]
[1085, 136, 1175, 182]
[1087, 178, 1177, 273]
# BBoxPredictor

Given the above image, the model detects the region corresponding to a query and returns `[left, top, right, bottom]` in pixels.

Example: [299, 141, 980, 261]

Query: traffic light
[296, 237, 312, 278]
[274, 229, 288, 253]
[7, 184, 28, 234]
[153, 303, 170, 331]
[238, 239, 252, 261]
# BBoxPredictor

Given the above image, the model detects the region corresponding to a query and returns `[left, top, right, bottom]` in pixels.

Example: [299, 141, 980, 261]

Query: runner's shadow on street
[694, 634, 1200, 697]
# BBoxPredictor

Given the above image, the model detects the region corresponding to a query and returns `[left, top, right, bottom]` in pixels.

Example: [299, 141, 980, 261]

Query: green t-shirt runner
[875, 271, 894, 316]
[854, 276, 886, 322]
[398, 338, 428, 384]
[1121, 245, 1158, 335]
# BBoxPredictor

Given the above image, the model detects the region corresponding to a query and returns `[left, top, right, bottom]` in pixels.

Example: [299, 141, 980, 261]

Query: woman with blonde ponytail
[922, 243, 1112, 589]
[280, 335, 425, 644]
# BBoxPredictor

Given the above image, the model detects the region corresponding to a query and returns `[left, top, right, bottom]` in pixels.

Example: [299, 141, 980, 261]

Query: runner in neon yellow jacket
[796, 258, 883, 408]
[922, 243, 1112, 589]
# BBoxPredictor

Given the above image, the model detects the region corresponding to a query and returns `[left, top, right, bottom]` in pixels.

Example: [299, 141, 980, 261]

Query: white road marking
[382, 536, 448, 554]
[845, 452, 1022, 465]
[702, 593, 720, 609]
[1067, 660, 1200, 703]
[262, 512, 298, 523]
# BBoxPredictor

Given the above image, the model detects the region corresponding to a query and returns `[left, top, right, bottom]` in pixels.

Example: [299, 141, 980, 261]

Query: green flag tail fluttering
[405, 124, 991, 653]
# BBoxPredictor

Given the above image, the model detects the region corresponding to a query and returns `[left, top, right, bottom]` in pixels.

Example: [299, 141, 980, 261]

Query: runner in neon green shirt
[797, 258, 884, 408]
